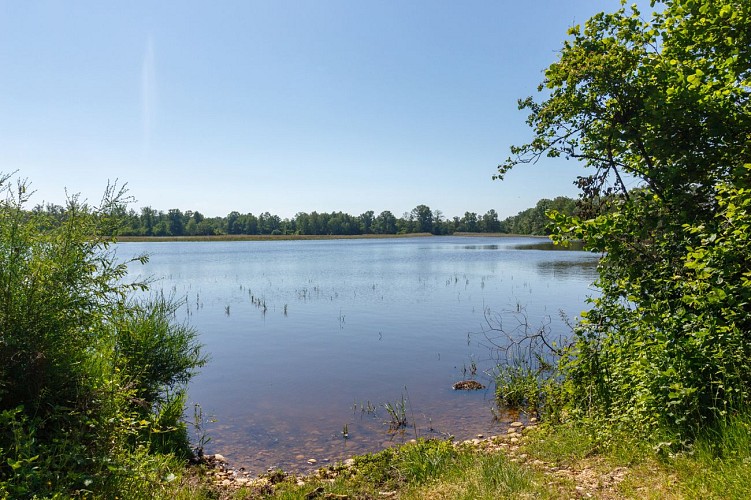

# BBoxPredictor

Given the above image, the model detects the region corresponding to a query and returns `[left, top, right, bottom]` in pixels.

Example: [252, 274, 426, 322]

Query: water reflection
[536, 259, 599, 278]
[462, 245, 500, 250]
[512, 240, 586, 251]
[120, 236, 597, 473]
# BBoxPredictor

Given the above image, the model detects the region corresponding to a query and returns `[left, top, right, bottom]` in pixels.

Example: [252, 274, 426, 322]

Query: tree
[373, 210, 397, 234]
[499, 0, 751, 437]
[258, 212, 281, 234]
[140, 206, 157, 236]
[167, 208, 184, 236]
[226, 210, 242, 234]
[239, 213, 258, 234]
[460, 211, 479, 232]
[359, 210, 375, 234]
[411, 204, 433, 233]
[481, 209, 502, 233]
[503, 198, 576, 235]
[432, 209, 450, 235]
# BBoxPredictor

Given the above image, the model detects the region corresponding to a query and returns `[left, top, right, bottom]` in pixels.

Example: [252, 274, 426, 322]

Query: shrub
[0, 173, 206, 497]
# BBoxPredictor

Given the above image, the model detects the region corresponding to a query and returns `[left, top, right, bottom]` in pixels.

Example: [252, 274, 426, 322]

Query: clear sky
[0, 1, 619, 220]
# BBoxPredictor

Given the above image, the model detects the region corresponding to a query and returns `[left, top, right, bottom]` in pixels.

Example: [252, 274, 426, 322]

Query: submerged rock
[452, 380, 485, 390]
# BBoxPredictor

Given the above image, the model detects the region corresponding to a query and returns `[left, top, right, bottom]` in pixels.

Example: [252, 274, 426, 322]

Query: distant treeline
[33, 196, 577, 237]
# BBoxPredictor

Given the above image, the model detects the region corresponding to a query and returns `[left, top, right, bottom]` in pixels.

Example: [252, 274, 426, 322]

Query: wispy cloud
[141, 35, 157, 150]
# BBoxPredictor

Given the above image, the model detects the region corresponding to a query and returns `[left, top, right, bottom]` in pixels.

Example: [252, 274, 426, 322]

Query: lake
[118, 236, 598, 473]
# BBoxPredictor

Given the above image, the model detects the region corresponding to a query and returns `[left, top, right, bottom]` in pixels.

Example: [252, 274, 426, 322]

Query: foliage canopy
[499, 0, 751, 437]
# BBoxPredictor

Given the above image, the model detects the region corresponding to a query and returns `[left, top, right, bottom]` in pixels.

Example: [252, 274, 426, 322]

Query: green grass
[174, 412, 751, 499]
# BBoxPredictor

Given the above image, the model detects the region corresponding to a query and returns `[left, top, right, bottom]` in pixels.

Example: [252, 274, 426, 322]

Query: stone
[213, 453, 226, 462]
[307, 458, 318, 465]
[343, 458, 355, 467]
[452, 380, 485, 390]
[510, 421, 524, 428]
[476, 434, 484, 439]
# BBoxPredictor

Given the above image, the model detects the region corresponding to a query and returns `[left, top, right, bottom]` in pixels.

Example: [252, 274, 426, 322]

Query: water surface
[120, 236, 598, 472]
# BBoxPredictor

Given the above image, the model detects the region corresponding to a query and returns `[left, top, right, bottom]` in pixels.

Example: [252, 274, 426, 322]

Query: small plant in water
[353, 400, 378, 417]
[342, 423, 349, 439]
[192, 403, 216, 457]
[384, 395, 408, 430]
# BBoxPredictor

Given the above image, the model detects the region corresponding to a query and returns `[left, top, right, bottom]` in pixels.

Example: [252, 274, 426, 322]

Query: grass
[165, 410, 751, 499]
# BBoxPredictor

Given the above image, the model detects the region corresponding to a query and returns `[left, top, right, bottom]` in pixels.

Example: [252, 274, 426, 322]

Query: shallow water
[119, 236, 598, 473]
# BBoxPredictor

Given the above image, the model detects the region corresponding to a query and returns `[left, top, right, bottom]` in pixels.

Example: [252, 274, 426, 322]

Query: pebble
[307, 459, 317, 465]
[476, 434, 484, 439]
[510, 421, 524, 428]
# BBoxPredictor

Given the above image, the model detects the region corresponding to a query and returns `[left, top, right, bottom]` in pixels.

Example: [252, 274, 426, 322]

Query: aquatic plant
[384, 395, 408, 430]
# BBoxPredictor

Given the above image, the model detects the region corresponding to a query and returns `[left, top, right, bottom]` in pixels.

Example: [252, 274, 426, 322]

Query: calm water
[118, 236, 598, 473]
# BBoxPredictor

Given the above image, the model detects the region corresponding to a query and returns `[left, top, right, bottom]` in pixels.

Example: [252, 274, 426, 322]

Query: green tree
[480, 209, 503, 233]
[140, 206, 157, 236]
[239, 213, 259, 234]
[226, 210, 242, 234]
[460, 211, 479, 232]
[167, 208, 184, 236]
[373, 210, 397, 234]
[500, 0, 751, 437]
[432, 209, 450, 235]
[359, 210, 375, 234]
[411, 204, 433, 233]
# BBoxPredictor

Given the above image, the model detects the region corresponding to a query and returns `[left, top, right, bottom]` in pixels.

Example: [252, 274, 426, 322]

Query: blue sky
[1, 1, 618, 219]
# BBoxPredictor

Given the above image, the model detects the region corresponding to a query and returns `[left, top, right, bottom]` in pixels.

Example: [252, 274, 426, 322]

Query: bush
[500, 0, 751, 441]
[0, 173, 206, 497]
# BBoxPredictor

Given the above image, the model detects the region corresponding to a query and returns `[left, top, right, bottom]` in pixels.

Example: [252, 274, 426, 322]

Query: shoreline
[111, 232, 545, 243]
[201, 418, 537, 492]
